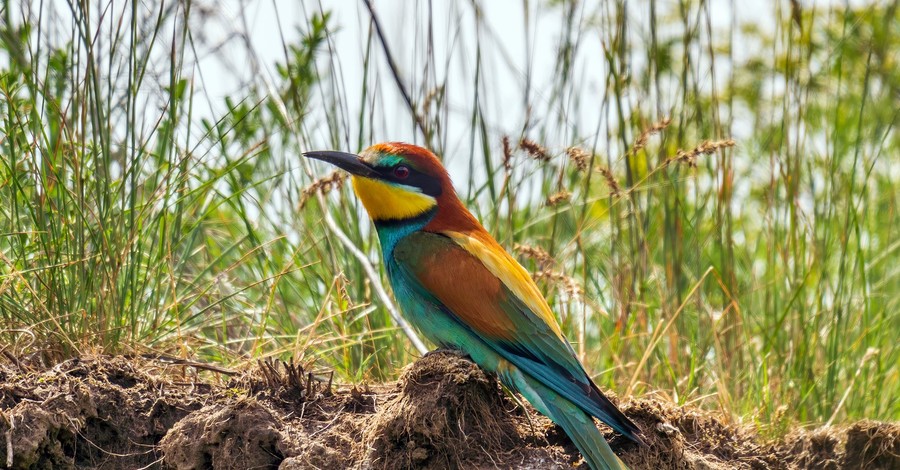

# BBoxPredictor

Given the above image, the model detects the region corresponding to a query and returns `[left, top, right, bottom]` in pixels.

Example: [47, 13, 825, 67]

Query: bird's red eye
[393, 166, 410, 179]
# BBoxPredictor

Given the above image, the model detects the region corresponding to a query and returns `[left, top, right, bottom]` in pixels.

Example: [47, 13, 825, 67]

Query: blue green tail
[509, 368, 629, 470]
[543, 395, 627, 470]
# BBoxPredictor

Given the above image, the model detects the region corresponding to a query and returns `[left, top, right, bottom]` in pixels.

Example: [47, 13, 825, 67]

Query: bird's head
[304, 142, 458, 224]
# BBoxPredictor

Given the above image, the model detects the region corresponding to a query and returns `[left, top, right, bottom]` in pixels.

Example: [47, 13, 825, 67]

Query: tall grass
[0, 0, 897, 433]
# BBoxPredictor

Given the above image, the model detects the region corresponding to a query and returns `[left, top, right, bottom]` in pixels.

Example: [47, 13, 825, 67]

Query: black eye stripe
[374, 165, 442, 197]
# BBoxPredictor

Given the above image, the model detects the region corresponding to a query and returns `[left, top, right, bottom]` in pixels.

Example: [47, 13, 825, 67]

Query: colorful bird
[305, 142, 642, 470]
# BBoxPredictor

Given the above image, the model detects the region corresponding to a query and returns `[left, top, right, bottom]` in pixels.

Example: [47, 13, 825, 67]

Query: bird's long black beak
[303, 150, 376, 178]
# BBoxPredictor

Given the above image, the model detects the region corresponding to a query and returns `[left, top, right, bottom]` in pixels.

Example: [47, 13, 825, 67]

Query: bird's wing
[392, 230, 641, 441]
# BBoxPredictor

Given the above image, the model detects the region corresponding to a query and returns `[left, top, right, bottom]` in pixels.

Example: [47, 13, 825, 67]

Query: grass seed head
[533, 269, 584, 299]
[519, 138, 550, 162]
[566, 146, 590, 172]
[629, 117, 672, 156]
[546, 190, 571, 206]
[669, 139, 736, 168]
[514, 243, 555, 269]
[501, 136, 513, 170]
[596, 166, 623, 197]
[300, 171, 347, 209]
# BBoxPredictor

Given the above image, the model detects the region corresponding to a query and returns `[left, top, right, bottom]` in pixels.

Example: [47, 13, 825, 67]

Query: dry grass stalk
[519, 138, 550, 161]
[668, 139, 736, 168]
[629, 117, 672, 156]
[565, 146, 590, 172]
[422, 85, 444, 115]
[514, 243, 555, 270]
[300, 171, 347, 209]
[533, 269, 584, 299]
[596, 166, 622, 197]
[545, 190, 571, 206]
[501, 136, 513, 170]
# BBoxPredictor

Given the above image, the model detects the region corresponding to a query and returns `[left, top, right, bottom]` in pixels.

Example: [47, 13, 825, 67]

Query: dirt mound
[161, 398, 287, 469]
[1, 352, 897, 469]
[0, 356, 205, 469]
[362, 350, 532, 468]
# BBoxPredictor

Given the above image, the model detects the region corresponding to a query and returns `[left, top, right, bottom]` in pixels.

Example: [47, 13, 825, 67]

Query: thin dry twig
[422, 85, 444, 116]
[3, 410, 12, 468]
[362, 0, 429, 138]
[141, 354, 237, 375]
[254, 358, 332, 399]
[299, 158, 429, 355]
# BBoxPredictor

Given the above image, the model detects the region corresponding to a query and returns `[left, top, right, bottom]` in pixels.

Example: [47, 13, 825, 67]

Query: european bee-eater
[305, 142, 642, 470]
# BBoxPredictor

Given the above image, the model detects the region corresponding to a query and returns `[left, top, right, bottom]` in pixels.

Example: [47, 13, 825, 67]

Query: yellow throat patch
[351, 176, 437, 221]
